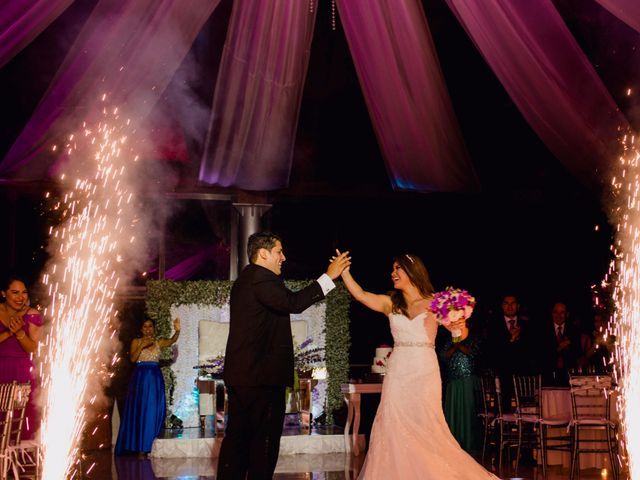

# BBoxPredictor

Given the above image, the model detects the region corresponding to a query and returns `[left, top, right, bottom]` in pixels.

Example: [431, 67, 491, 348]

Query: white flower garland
[292, 304, 327, 417]
[169, 304, 227, 428]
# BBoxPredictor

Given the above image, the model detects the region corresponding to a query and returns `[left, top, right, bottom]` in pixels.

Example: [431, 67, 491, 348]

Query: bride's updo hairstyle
[389, 254, 434, 317]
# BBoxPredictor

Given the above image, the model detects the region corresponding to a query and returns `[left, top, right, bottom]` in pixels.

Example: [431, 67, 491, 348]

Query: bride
[338, 251, 499, 479]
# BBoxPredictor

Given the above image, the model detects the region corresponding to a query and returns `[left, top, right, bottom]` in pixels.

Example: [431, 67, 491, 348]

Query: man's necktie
[556, 325, 564, 369]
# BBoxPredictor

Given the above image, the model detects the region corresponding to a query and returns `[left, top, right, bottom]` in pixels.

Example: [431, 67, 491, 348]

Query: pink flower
[429, 287, 476, 342]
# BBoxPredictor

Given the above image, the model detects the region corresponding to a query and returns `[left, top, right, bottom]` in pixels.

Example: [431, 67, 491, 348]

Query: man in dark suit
[216, 232, 350, 480]
[539, 301, 582, 386]
[483, 294, 534, 412]
[483, 293, 539, 466]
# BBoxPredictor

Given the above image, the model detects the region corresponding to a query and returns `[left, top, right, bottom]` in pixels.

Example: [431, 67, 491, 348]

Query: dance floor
[75, 423, 627, 480]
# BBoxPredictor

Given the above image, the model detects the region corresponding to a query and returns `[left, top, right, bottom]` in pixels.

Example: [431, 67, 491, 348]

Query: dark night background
[1, 0, 633, 369]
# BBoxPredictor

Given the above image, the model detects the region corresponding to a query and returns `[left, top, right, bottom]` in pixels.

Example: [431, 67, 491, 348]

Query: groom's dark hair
[247, 232, 282, 263]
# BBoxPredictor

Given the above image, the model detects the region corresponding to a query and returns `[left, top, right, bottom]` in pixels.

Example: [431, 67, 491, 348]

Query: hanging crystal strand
[308, 0, 315, 14]
[331, 0, 337, 31]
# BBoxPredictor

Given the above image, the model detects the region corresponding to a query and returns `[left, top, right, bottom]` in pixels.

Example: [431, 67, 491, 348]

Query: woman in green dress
[439, 321, 483, 457]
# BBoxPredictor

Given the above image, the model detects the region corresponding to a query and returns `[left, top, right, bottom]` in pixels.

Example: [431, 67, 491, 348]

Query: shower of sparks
[39, 100, 140, 479]
[610, 133, 640, 478]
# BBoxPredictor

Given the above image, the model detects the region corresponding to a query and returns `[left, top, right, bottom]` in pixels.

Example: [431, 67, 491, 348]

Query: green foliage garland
[145, 279, 350, 424]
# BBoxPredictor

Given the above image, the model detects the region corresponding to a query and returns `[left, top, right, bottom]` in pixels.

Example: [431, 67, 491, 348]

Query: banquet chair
[512, 374, 571, 478]
[568, 374, 619, 480]
[478, 374, 499, 464]
[494, 376, 520, 473]
[6, 383, 41, 480]
[0, 382, 17, 480]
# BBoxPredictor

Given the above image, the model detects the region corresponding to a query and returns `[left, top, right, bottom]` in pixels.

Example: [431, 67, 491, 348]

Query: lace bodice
[138, 342, 160, 362]
[389, 311, 438, 345]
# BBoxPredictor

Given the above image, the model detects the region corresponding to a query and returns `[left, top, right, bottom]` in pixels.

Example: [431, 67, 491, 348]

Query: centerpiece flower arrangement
[194, 353, 225, 377]
[429, 287, 476, 343]
[294, 338, 325, 377]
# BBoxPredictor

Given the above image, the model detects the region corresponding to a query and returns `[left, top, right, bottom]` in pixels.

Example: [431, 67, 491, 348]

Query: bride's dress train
[358, 312, 499, 479]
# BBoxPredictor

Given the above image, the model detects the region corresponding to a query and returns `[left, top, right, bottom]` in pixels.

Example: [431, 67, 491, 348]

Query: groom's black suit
[217, 263, 326, 480]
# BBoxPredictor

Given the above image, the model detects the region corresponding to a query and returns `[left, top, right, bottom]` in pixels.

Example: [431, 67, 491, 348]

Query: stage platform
[150, 422, 366, 459]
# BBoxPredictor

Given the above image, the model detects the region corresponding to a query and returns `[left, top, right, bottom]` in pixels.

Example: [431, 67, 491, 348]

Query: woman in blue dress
[115, 317, 180, 456]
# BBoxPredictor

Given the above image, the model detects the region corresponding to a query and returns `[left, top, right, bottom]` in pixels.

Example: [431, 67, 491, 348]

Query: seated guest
[579, 309, 614, 374]
[0, 275, 43, 440]
[540, 301, 582, 386]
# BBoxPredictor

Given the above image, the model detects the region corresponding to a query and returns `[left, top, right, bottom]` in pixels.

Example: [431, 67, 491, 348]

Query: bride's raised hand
[327, 249, 351, 279]
[331, 249, 351, 275]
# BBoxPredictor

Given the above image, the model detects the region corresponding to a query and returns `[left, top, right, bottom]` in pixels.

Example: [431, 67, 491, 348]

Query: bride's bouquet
[429, 287, 476, 343]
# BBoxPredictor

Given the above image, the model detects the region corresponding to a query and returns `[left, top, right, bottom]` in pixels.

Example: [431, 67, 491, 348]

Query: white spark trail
[611, 136, 640, 478]
[39, 101, 142, 479]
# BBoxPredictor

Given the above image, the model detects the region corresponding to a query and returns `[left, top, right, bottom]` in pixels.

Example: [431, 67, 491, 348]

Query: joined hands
[327, 249, 351, 279]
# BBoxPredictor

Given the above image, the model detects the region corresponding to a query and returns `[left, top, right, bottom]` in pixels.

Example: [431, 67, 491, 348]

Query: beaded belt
[394, 341, 435, 348]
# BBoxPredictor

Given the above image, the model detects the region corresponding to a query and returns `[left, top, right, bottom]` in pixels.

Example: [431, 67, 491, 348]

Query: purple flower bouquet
[429, 287, 476, 343]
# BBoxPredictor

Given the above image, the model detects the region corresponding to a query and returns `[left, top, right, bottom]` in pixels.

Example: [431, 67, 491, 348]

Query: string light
[331, 0, 336, 31]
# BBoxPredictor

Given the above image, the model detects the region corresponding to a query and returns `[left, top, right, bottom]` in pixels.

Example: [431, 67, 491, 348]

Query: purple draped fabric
[198, 0, 317, 190]
[0, 0, 74, 68]
[161, 246, 217, 281]
[446, 0, 630, 186]
[594, 0, 640, 33]
[1, 0, 220, 178]
[335, 0, 478, 192]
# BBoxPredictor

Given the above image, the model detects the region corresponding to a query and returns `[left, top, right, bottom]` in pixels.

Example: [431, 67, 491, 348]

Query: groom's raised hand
[326, 250, 351, 279]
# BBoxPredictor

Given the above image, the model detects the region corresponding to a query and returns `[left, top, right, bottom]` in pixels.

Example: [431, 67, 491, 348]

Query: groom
[216, 232, 350, 479]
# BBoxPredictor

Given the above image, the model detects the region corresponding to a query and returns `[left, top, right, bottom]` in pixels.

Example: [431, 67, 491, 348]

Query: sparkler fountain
[38, 98, 150, 479]
[610, 132, 640, 479]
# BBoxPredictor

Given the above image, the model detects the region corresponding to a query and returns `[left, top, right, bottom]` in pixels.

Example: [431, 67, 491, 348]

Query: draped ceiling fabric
[594, 0, 640, 33]
[0, 0, 637, 192]
[0, 0, 74, 68]
[198, 0, 318, 190]
[446, 0, 631, 187]
[0, 0, 220, 178]
[335, 0, 478, 192]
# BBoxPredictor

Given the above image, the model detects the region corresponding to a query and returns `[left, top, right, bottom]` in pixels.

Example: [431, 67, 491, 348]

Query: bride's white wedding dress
[358, 311, 499, 479]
